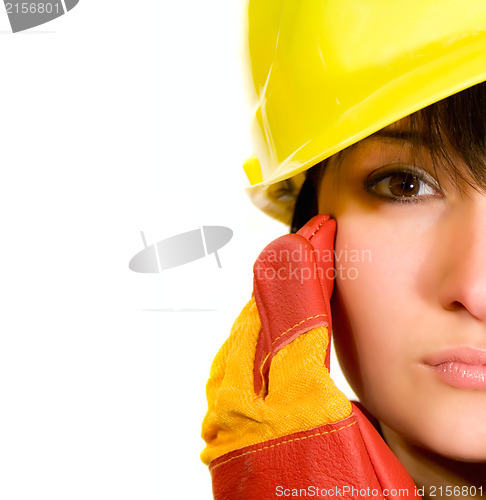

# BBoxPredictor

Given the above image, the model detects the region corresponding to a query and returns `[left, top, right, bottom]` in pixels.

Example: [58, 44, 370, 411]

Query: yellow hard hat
[243, 0, 486, 223]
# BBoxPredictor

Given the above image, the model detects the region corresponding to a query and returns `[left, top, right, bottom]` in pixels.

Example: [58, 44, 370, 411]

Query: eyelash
[364, 164, 442, 204]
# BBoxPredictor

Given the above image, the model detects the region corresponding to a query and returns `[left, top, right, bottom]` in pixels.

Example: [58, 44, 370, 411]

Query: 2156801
[428, 486, 484, 497]
[5, 2, 61, 14]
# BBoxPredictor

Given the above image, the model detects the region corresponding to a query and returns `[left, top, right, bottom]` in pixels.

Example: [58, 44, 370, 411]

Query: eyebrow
[368, 127, 428, 145]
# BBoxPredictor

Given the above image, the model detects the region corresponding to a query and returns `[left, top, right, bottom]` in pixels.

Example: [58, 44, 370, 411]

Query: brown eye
[388, 172, 420, 197]
[366, 166, 440, 202]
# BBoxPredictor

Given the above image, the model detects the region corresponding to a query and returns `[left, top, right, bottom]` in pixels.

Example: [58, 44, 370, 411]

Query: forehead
[333, 117, 432, 166]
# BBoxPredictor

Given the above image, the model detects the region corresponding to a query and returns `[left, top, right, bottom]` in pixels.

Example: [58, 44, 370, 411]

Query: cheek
[330, 210, 436, 407]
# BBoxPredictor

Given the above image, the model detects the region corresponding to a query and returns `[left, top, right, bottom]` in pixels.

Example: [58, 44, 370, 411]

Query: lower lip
[429, 362, 486, 389]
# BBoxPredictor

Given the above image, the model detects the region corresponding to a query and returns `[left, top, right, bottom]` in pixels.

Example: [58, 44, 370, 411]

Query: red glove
[201, 215, 420, 499]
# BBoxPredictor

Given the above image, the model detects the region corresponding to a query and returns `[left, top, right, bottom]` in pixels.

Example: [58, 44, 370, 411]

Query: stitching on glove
[270, 314, 328, 348]
[307, 217, 328, 241]
[210, 421, 356, 471]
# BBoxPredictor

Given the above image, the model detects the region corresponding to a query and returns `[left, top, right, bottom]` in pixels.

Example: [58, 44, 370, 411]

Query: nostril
[447, 301, 466, 312]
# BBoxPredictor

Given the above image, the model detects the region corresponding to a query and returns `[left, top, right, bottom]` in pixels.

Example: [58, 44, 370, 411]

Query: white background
[0, 2, 355, 498]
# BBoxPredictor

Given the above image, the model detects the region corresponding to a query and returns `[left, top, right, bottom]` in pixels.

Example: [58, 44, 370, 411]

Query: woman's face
[318, 118, 486, 462]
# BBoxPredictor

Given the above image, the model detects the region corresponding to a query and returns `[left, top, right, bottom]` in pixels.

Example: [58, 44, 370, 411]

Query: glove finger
[254, 214, 352, 427]
[253, 215, 335, 395]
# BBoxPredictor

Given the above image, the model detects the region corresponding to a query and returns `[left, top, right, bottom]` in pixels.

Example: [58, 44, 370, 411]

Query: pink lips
[424, 347, 486, 389]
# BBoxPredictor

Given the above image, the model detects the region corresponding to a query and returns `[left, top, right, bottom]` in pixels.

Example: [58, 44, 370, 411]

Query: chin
[421, 421, 486, 463]
[363, 380, 486, 466]
[385, 395, 486, 463]
[424, 437, 486, 463]
[429, 393, 486, 460]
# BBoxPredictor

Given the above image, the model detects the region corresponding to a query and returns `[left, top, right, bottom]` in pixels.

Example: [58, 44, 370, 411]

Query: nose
[437, 194, 486, 321]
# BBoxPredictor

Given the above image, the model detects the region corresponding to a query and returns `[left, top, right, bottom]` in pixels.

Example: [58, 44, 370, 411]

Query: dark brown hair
[291, 82, 486, 233]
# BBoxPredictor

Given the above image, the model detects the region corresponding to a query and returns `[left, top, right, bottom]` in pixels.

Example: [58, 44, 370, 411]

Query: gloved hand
[201, 215, 419, 500]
